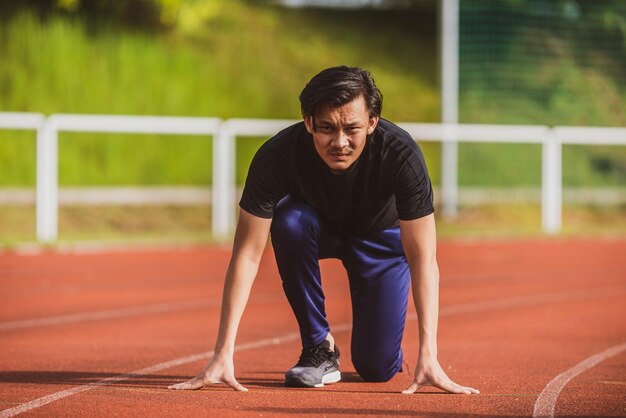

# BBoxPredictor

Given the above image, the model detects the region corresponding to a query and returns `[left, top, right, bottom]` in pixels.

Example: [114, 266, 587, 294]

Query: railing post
[36, 116, 58, 242]
[441, 125, 458, 219]
[541, 128, 562, 234]
[212, 121, 235, 240]
[441, 0, 460, 219]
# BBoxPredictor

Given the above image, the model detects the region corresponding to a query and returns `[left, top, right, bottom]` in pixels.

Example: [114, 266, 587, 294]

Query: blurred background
[0, 0, 624, 246]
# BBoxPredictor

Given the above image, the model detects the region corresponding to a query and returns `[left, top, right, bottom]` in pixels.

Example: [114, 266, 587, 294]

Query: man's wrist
[214, 343, 235, 359]
[418, 344, 438, 359]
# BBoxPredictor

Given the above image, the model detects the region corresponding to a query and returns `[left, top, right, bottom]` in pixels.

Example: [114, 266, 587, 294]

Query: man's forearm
[399, 215, 441, 360]
[409, 258, 440, 359]
[213, 256, 260, 356]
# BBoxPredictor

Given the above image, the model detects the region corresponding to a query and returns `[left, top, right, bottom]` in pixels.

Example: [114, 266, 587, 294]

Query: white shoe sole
[313, 370, 341, 388]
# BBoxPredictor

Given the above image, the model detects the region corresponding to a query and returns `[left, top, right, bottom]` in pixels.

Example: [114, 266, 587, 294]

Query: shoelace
[297, 345, 334, 367]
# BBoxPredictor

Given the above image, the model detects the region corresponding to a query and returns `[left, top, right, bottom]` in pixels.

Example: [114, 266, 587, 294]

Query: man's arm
[168, 209, 272, 391]
[399, 213, 479, 395]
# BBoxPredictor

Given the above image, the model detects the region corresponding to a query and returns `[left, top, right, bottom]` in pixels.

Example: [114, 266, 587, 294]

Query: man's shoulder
[376, 118, 410, 137]
[373, 118, 420, 156]
[251, 121, 306, 167]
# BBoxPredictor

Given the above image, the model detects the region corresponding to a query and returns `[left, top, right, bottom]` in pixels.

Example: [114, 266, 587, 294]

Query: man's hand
[402, 356, 479, 395]
[168, 210, 271, 393]
[168, 355, 247, 392]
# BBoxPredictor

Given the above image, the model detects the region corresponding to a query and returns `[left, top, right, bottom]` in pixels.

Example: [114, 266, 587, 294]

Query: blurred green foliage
[0, 0, 624, 189]
[0, 0, 440, 186]
[460, 0, 626, 126]
[457, 0, 626, 188]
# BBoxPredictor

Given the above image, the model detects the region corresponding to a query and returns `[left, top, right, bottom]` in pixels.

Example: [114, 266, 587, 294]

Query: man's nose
[331, 131, 349, 148]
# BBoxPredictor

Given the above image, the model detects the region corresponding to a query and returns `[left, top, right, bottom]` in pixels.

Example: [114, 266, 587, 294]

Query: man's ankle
[325, 333, 335, 352]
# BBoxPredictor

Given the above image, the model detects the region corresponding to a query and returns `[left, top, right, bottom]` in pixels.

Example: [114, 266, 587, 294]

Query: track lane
[1, 239, 624, 416]
[2, 285, 624, 416]
[533, 343, 626, 417]
[553, 352, 626, 417]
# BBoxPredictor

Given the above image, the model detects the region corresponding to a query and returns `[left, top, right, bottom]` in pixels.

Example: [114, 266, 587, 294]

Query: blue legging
[270, 196, 410, 382]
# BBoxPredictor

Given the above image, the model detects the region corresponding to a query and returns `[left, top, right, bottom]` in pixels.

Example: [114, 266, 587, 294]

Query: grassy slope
[0, 2, 623, 189]
[0, 3, 441, 186]
[3, 203, 625, 247]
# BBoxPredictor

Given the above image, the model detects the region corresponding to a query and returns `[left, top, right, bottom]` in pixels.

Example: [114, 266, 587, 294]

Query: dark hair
[299, 66, 383, 121]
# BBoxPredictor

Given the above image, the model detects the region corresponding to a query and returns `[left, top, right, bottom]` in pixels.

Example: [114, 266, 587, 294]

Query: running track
[0, 239, 624, 417]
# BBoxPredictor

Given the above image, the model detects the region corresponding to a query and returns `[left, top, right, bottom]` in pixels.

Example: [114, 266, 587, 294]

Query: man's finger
[167, 377, 206, 390]
[401, 382, 420, 394]
[462, 386, 480, 394]
[434, 380, 480, 395]
[226, 378, 248, 392]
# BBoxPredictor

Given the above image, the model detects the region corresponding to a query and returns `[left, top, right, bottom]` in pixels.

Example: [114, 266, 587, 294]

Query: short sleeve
[239, 146, 289, 219]
[394, 154, 435, 220]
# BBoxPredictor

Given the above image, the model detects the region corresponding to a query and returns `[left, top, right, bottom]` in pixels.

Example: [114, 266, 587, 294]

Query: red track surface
[1, 238, 625, 417]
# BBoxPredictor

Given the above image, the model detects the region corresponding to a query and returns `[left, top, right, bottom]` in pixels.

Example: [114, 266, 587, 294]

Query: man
[169, 66, 479, 395]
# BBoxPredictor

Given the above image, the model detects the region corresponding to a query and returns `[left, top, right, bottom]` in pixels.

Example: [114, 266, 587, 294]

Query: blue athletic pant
[270, 196, 411, 382]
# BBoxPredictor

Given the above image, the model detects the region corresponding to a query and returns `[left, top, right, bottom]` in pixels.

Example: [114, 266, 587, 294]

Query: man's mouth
[329, 150, 351, 157]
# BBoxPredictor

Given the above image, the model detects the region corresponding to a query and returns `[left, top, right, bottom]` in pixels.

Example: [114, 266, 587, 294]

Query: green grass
[0, 4, 440, 186]
[58, 132, 214, 186]
[0, 2, 624, 190]
[458, 143, 542, 187]
[563, 145, 626, 187]
[0, 130, 37, 186]
[1, 203, 624, 249]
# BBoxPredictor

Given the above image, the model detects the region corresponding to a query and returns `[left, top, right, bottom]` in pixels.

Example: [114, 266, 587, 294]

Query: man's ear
[303, 116, 315, 134]
[367, 116, 380, 135]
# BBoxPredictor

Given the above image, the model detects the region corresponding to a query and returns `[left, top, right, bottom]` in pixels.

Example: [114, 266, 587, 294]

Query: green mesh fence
[459, 0, 626, 127]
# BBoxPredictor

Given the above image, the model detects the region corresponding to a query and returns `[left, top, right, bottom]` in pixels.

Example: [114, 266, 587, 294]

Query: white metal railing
[0, 112, 48, 241]
[1, 112, 625, 242]
[0, 112, 45, 130]
[398, 123, 563, 231]
[212, 118, 298, 238]
[38, 114, 221, 242]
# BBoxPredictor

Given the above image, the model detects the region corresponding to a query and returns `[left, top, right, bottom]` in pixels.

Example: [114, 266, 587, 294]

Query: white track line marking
[4, 284, 620, 332]
[0, 332, 301, 418]
[2, 285, 625, 417]
[0, 300, 214, 331]
[407, 285, 626, 321]
[533, 342, 626, 418]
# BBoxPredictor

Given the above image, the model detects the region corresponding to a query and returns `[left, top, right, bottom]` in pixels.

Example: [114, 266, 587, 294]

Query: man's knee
[352, 353, 401, 382]
[271, 199, 319, 241]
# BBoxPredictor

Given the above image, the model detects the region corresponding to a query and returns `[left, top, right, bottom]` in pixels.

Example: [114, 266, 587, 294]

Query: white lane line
[2, 285, 625, 417]
[439, 285, 626, 316]
[0, 332, 301, 418]
[406, 285, 626, 321]
[4, 285, 622, 332]
[533, 342, 626, 418]
[0, 300, 214, 331]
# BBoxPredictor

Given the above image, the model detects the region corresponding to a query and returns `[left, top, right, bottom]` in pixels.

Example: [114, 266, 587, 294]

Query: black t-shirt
[239, 118, 434, 234]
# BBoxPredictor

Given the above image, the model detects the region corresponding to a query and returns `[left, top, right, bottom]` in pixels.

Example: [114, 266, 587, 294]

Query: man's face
[304, 95, 379, 174]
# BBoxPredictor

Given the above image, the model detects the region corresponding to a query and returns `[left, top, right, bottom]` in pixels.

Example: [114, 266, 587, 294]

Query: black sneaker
[285, 340, 341, 388]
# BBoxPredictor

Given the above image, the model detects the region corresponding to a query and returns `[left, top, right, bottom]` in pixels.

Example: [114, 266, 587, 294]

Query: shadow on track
[248, 407, 490, 416]
[0, 371, 189, 388]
